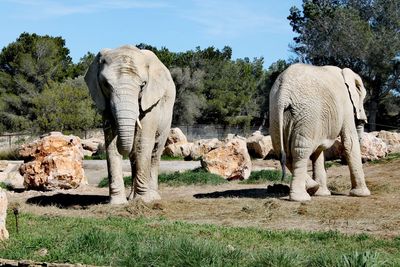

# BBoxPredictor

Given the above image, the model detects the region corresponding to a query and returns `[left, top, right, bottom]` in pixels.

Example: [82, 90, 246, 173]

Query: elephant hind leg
[311, 151, 331, 196]
[290, 156, 316, 202]
[341, 131, 370, 197]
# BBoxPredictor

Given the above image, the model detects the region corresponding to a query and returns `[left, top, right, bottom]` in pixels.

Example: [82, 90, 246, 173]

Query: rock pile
[360, 133, 388, 161]
[373, 131, 400, 154]
[19, 132, 87, 190]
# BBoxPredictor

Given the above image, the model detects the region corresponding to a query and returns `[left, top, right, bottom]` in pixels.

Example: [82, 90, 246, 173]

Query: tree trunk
[368, 99, 378, 132]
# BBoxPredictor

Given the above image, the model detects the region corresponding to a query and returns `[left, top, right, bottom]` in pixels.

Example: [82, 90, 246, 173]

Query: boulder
[0, 161, 24, 190]
[165, 128, 187, 146]
[374, 130, 400, 154]
[163, 142, 187, 158]
[190, 138, 222, 160]
[246, 131, 274, 158]
[324, 133, 388, 162]
[201, 137, 252, 180]
[19, 132, 87, 190]
[0, 190, 9, 240]
[163, 128, 190, 158]
[81, 137, 103, 153]
[360, 133, 387, 161]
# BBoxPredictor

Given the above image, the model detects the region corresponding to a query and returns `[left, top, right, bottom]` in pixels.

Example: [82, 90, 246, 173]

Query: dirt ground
[7, 158, 400, 238]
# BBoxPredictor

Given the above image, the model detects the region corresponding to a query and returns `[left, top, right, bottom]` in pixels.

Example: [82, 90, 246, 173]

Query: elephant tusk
[136, 119, 142, 129]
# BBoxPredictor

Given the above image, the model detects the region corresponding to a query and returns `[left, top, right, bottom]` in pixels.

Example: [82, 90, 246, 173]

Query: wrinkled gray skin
[85, 45, 175, 204]
[269, 63, 370, 202]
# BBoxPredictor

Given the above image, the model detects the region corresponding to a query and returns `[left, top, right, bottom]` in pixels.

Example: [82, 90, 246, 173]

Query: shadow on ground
[26, 193, 109, 209]
[194, 184, 290, 199]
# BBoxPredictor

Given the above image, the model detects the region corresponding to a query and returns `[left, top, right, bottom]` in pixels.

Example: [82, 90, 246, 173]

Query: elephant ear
[84, 53, 106, 112]
[342, 68, 365, 121]
[140, 50, 172, 111]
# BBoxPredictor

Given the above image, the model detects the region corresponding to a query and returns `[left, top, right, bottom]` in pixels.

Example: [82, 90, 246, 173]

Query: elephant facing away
[85, 45, 176, 204]
[269, 63, 370, 201]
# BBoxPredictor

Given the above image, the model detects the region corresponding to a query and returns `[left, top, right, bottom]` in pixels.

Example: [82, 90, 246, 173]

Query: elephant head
[85, 45, 168, 156]
[342, 68, 368, 123]
[342, 68, 368, 139]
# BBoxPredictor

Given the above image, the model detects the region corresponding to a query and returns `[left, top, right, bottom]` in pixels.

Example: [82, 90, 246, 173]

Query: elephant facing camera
[85, 45, 176, 204]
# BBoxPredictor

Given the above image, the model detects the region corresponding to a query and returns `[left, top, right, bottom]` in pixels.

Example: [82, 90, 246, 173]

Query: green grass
[370, 152, 400, 164]
[159, 168, 227, 186]
[84, 152, 107, 160]
[0, 182, 13, 191]
[160, 155, 185, 161]
[98, 168, 227, 188]
[1, 213, 399, 266]
[325, 160, 342, 169]
[240, 170, 291, 184]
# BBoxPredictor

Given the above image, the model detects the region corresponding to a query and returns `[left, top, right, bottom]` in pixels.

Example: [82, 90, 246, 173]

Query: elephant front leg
[133, 136, 161, 203]
[341, 132, 371, 196]
[149, 128, 170, 191]
[311, 151, 331, 196]
[104, 124, 128, 205]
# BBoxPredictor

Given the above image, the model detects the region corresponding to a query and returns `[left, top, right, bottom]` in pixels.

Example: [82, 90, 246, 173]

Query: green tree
[200, 57, 264, 126]
[32, 77, 101, 133]
[70, 52, 95, 77]
[170, 67, 206, 125]
[136, 44, 262, 126]
[0, 32, 73, 132]
[288, 0, 400, 130]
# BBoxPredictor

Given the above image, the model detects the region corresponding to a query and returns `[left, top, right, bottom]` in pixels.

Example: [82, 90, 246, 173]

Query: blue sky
[0, 0, 303, 68]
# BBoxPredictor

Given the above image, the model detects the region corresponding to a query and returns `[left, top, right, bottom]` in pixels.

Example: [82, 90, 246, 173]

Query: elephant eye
[140, 81, 147, 89]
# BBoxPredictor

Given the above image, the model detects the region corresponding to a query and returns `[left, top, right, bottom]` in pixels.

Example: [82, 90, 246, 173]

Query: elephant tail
[278, 107, 286, 181]
[277, 98, 289, 181]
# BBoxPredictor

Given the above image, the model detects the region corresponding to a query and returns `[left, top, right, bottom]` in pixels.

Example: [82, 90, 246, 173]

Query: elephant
[85, 45, 175, 204]
[269, 63, 370, 202]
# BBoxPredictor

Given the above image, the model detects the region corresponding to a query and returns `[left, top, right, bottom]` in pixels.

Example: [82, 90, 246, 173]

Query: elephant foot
[349, 187, 371, 197]
[314, 187, 331, 196]
[305, 178, 319, 196]
[109, 195, 128, 205]
[289, 190, 311, 202]
[134, 190, 161, 203]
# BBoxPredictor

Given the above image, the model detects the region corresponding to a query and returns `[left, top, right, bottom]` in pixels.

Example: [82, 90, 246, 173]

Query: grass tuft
[370, 153, 400, 164]
[240, 170, 291, 184]
[161, 155, 185, 161]
[159, 168, 227, 186]
[340, 251, 385, 267]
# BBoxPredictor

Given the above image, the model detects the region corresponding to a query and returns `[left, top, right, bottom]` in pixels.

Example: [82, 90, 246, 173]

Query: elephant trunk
[111, 92, 140, 157]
